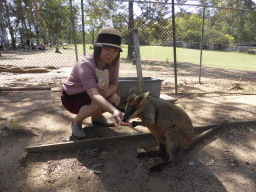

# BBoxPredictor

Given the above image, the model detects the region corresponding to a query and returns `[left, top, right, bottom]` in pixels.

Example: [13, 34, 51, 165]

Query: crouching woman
[61, 27, 129, 139]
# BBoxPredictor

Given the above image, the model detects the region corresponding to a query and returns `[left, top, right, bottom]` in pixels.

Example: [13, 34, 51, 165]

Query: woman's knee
[107, 93, 120, 105]
[80, 101, 100, 112]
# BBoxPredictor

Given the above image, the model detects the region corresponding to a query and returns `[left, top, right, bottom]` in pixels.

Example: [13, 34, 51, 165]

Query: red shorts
[61, 90, 92, 114]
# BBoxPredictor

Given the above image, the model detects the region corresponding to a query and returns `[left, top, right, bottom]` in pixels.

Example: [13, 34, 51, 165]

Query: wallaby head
[123, 87, 149, 123]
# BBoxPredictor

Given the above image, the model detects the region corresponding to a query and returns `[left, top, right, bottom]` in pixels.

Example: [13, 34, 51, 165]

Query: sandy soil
[0, 86, 256, 192]
[0, 49, 256, 191]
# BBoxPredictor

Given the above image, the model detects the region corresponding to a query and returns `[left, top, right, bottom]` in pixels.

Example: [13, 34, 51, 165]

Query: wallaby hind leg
[137, 143, 168, 158]
[149, 140, 181, 173]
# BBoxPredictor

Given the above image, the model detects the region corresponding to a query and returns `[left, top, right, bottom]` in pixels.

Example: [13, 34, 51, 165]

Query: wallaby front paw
[132, 121, 138, 127]
[136, 147, 146, 158]
[149, 165, 162, 173]
[132, 121, 142, 127]
[137, 152, 147, 158]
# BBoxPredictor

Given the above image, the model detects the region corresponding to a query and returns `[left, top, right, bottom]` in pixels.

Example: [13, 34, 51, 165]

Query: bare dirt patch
[0, 50, 256, 191]
[0, 86, 256, 191]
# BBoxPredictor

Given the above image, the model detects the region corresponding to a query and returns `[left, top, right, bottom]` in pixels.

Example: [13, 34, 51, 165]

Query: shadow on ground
[0, 88, 255, 191]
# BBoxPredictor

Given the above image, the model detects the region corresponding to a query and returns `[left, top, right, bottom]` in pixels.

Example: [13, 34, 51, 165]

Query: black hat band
[96, 33, 121, 47]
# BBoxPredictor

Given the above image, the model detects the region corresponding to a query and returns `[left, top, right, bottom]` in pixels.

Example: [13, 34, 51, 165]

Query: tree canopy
[1, 0, 255, 50]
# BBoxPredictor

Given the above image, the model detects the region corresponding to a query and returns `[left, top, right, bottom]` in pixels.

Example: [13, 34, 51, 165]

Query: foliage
[176, 13, 203, 42]
[39, 0, 77, 46]
[83, 0, 125, 45]
[203, 27, 229, 44]
[1, 0, 255, 49]
[136, 1, 172, 45]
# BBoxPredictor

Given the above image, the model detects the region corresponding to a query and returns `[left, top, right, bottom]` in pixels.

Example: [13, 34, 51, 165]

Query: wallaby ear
[134, 92, 150, 104]
[129, 86, 138, 96]
[143, 92, 150, 98]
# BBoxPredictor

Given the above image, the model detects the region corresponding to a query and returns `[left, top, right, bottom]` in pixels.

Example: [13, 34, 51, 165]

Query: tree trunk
[127, 1, 134, 61]
[3, 0, 16, 49]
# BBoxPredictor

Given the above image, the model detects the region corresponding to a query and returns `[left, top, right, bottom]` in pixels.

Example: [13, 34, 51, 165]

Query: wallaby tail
[189, 120, 228, 149]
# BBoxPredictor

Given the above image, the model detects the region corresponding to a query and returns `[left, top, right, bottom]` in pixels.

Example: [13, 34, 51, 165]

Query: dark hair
[94, 46, 120, 66]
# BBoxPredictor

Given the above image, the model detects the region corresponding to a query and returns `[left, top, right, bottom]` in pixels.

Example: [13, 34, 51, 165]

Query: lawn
[68, 44, 256, 71]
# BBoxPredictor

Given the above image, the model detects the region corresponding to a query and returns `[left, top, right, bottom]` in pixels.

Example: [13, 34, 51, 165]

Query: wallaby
[122, 87, 227, 173]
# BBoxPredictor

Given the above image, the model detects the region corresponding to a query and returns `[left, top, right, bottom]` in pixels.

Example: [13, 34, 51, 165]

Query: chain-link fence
[0, 0, 255, 93]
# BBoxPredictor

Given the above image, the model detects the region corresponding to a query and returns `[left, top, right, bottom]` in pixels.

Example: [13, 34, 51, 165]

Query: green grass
[68, 44, 256, 71]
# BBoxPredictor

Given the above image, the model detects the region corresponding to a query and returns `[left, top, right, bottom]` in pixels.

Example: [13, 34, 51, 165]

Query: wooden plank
[25, 133, 154, 153]
[227, 120, 256, 127]
[0, 87, 51, 92]
[194, 124, 218, 133]
[25, 120, 256, 153]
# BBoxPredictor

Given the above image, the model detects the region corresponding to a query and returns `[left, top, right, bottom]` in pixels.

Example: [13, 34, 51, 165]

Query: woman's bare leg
[74, 93, 120, 124]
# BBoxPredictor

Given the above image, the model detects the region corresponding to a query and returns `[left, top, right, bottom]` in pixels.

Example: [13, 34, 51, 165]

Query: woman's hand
[120, 121, 133, 128]
[113, 109, 133, 128]
[113, 109, 123, 124]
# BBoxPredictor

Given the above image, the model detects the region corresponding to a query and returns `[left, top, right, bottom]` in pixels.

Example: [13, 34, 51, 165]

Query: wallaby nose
[122, 115, 128, 123]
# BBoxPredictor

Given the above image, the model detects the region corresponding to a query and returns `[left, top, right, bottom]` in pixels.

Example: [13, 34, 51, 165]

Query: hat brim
[94, 43, 123, 52]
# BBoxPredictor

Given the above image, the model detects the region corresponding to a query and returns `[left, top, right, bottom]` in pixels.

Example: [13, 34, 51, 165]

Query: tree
[0, 0, 8, 46]
[13, 0, 43, 46]
[244, 11, 256, 44]
[39, 0, 76, 47]
[206, 0, 256, 45]
[176, 13, 203, 42]
[3, 0, 16, 49]
[127, 1, 134, 60]
[133, 1, 172, 47]
[84, 0, 120, 45]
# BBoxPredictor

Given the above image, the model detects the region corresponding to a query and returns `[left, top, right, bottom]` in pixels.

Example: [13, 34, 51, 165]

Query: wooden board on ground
[25, 120, 256, 153]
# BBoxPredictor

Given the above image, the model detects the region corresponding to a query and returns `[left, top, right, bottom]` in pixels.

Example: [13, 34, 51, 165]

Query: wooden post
[133, 30, 144, 94]
[70, 0, 78, 62]
[172, 0, 178, 94]
[81, 0, 86, 56]
[199, 6, 206, 84]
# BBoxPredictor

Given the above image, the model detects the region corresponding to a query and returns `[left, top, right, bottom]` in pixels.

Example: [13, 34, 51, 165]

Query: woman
[61, 27, 129, 139]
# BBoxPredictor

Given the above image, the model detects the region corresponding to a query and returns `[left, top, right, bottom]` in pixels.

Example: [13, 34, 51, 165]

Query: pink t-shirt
[62, 52, 119, 95]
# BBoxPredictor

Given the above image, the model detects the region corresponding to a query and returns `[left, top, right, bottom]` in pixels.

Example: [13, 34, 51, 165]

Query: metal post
[70, 0, 78, 62]
[199, 6, 206, 84]
[133, 30, 144, 94]
[172, 0, 177, 94]
[81, 0, 86, 56]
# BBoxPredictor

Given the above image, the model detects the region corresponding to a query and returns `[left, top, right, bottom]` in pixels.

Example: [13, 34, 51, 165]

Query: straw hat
[94, 27, 122, 52]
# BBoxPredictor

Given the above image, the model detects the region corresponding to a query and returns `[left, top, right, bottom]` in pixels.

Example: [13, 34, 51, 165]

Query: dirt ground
[0, 49, 256, 191]
[0, 84, 256, 192]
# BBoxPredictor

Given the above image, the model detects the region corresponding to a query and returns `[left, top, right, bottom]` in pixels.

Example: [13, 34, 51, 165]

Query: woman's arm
[86, 87, 122, 123]
[97, 83, 117, 98]
[106, 84, 118, 98]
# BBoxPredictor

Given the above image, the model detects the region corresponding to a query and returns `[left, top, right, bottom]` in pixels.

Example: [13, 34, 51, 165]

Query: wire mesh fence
[0, 0, 255, 93]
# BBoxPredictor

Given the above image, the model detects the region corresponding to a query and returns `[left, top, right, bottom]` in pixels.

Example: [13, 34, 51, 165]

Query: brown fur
[123, 88, 227, 173]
